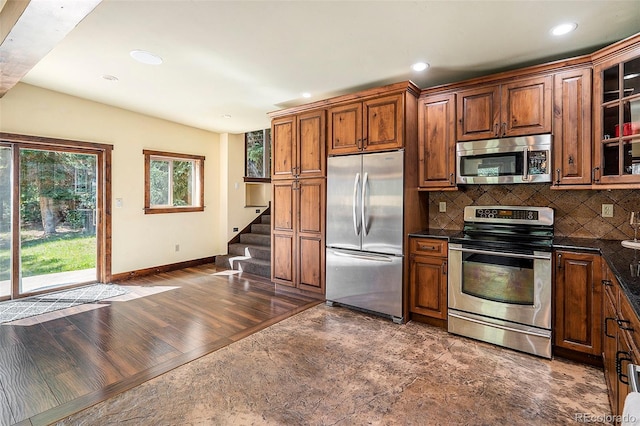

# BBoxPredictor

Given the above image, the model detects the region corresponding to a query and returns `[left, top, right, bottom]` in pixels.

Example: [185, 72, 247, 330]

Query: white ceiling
[14, 0, 640, 134]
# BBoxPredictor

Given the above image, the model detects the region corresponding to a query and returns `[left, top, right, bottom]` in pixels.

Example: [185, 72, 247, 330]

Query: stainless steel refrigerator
[325, 150, 404, 323]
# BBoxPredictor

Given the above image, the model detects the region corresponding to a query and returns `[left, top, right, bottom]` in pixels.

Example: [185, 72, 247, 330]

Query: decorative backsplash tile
[428, 184, 640, 240]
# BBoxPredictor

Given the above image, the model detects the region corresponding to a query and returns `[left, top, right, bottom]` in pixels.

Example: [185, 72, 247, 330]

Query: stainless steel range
[448, 206, 554, 358]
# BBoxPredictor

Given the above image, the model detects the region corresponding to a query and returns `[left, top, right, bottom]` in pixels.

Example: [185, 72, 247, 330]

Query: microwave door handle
[523, 147, 529, 181]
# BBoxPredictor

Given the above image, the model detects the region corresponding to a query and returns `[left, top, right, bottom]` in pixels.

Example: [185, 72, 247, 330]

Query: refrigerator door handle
[330, 249, 393, 263]
[352, 173, 361, 236]
[361, 172, 369, 236]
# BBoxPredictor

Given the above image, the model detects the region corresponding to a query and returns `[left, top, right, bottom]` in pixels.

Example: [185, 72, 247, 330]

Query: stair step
[261, 215, 270, 225]
[240, 232, 270, 246]
[215, 255, 270, 279]
[250, 223, 271, 235]
[228, 243, 271, 261]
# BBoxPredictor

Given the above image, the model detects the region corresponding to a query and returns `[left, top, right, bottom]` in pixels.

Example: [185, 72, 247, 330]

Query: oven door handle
[449, 245, 551, 260]
[448, 311, 551, 339]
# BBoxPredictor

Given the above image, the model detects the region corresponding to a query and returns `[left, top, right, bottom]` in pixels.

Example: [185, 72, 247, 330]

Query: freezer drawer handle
[448, 311, 551, 339]
[361, 172, 369, 236]
[352, 173, 361, 237]
[330, 250, 393, 263]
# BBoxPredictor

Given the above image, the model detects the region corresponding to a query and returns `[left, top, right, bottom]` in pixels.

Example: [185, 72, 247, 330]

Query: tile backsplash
[428, 184, 640, 240]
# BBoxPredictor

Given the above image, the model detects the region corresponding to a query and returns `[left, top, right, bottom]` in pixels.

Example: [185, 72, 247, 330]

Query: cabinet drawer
[620, 293, 640, 353]
[410, 238, 448, 257]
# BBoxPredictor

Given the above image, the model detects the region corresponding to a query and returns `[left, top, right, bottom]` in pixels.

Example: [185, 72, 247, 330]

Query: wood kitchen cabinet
[593, 37, 640, 186]
[602, 262, 640, 419]
[271, 177, 325, 293]
[552, 67, 593, 186]
[271, 109, 325, 181]
[456, 75, 552, 141]
[553, 250, 602, 356]
[418, 93, 456, 189]
[409, 237, 448, 325]
[327, 93, 404, 155]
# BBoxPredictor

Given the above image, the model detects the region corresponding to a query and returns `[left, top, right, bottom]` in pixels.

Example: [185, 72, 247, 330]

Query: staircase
[215, 212, 271, 279]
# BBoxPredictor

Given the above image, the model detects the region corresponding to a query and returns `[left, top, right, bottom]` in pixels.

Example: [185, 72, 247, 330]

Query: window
[244, 129, 271, 182]
[143, 150, 205, 214]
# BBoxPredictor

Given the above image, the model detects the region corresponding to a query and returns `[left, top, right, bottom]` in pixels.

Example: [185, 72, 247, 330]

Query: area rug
[0, 283, 128, 324]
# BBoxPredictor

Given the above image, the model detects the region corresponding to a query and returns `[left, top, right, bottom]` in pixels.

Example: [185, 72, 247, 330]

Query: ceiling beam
[0, 0, 101, 98]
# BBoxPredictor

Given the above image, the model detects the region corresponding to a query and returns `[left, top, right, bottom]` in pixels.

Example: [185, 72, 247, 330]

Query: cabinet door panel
[418, 93, 455, 188]
[298, 178, 325, 234]
[272, 181, 294, 232]
[363, 94, 403, 151]
[554, 251, 602, 355]
[298, 235, 323, 292]
[502, 76, 552, 136]
[327, 103, 362, 155]
[456, 85, 500, 141]
[553, 69, 592, 185]
[410, 255, 447, 319]
[272, 233, 294, 286]
[272, 116, 296, 180]
[298, 110, 325, 178]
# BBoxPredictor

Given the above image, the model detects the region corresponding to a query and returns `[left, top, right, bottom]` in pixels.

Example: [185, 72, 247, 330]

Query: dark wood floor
[0, 265, 319, 426]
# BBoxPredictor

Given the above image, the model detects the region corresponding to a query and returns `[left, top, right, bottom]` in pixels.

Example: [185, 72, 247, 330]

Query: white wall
[0, 83, 225, 274]
[222, 132, 270, 241]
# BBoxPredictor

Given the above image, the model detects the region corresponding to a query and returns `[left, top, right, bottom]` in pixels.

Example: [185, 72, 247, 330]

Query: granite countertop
[410, 230, 640, 319]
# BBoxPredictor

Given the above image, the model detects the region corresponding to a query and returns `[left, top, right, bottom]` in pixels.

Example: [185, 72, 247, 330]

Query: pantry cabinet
[417, 93, 456, 189]
[456, 75, 552, 141]
[553, 250, 602, 355]
[409, 237, 448, 324]
[271, 110, 325, 181]
[327, 93, 404, 155]
[271, 177, 325, 293]
[552, 67, 593, 186]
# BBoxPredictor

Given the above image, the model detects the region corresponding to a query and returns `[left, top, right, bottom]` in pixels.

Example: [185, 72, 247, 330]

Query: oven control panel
[475, 208, 538, 221]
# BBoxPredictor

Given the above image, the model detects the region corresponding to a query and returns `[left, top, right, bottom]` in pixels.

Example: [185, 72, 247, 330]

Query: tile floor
[56, 304, 610, 425]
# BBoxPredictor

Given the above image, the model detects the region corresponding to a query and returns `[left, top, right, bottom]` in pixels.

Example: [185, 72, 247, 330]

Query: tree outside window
[143, 150, 204, 214]
[244, 129, 271, 182]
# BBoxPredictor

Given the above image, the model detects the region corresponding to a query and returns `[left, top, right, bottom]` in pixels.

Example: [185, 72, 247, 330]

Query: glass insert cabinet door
[597, 55, 640, 182]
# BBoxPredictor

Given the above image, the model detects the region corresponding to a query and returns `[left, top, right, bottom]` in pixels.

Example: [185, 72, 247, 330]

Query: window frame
[143, 149, 205, 214]
[243, 128, 271, 183]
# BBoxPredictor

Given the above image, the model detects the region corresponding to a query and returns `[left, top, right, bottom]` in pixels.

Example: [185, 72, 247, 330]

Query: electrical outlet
[233, 227, 238, 232]
[602, 204, 614, 218]
[255, 209, 260, 213]
[439, 202, 447, 213]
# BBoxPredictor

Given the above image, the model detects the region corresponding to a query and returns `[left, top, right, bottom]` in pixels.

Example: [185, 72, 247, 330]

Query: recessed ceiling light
[129, 49, 163, 65]
[102, 74, 119, 81]
[302, 92, 311, 98]
[550, 22, 577, 36]
[412, 62, 429, 72]
[221, 114, 232, 119]
[624, 73, 640, 80]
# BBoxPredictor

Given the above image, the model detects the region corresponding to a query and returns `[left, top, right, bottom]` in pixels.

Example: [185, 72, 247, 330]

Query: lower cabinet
[602, 264, 640, 419]
[409, 237, 448, 323]
[553, 250, 602, 355]
[271, 177, 325, 294]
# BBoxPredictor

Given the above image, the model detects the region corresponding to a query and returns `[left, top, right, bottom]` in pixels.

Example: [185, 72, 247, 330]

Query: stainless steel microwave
[456, 134, 552, 184]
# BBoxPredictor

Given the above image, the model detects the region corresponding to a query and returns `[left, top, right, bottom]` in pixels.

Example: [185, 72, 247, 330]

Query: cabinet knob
[449, 173, 455, 186]
[602, 279, 613, 287]
[592, 167, 600, 183]
[557, 253, 562, 269]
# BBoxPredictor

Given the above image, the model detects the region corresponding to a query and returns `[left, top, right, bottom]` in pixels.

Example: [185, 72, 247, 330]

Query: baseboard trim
[111, 256, 216, 282]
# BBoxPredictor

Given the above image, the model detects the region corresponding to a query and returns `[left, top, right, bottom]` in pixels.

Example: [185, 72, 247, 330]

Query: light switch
[115, 198, 123, 208]
[439, 202, 447, 213]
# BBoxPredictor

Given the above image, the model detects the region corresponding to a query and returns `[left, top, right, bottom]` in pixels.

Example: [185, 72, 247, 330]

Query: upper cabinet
[593, 43, 640, 185]
[327, 93, 404, 155]
[552, 67, 592, 186]
[456, 75, 552, 141]
[418, 93, 456, 189]
[271, 109, 326, 180]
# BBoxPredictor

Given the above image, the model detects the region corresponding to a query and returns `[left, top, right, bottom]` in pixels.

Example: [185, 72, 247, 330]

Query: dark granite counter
[410, 231, 640, 319]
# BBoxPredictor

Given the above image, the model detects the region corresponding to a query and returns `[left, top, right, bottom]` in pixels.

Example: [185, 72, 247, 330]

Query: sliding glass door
[18, 148, 98, 295]
[0, 133, 111, 301]
[0, 145, 11, 299]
